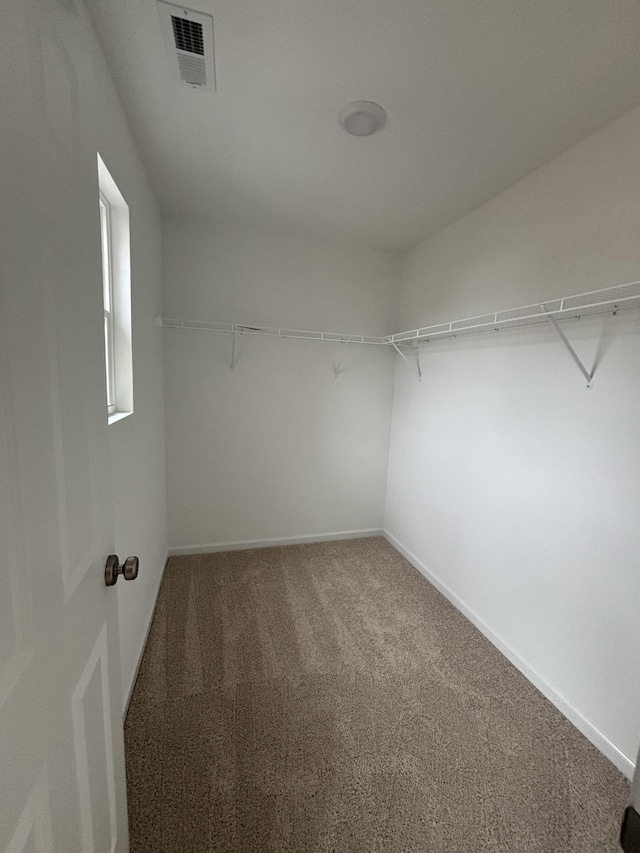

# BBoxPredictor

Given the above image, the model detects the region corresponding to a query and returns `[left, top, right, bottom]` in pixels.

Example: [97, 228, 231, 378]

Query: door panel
[0, 356, 36, 715]
[71, 626, 118, 853]
[6, 769, 54, 853]
[44, 243, 103, 601]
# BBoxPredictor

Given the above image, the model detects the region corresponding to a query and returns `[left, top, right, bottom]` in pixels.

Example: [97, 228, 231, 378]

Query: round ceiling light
[338, 101, 386, 137]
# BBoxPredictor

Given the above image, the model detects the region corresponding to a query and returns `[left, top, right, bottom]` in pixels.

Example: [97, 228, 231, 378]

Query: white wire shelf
[158, 318, 388, 345]
[387, 280, 640, 345]
[158, 281, 640, 385]
[159, 281, 640, 350]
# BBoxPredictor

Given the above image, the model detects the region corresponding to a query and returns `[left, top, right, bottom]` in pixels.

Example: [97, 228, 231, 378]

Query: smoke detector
[158, 2, 216, 91]
[339, 102, 386, 136]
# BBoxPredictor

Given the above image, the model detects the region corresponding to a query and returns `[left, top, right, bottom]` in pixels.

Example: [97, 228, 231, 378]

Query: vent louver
[177, 53, 207, 86]
[158, 2, 216, 91]
[171, 16, 204, 55]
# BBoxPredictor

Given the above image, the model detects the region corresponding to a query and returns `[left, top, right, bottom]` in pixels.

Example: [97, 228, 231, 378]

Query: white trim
[168, 528, 384, 556]
[382, 528, 636, 780]
[122, 551, 169, 719]
[107, 411, 132, 426]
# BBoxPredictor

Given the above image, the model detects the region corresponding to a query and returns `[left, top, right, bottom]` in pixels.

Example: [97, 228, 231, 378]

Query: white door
[1, 2, 129, 851]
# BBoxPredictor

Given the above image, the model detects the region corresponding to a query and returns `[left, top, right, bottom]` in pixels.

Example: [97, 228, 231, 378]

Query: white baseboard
[382, 529, 635, 780]
[122, 551, 169, 720]
[168, 528, 384, 557]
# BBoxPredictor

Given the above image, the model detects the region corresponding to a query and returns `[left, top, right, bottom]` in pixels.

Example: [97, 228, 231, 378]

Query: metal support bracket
[543, 309, 593, 389]
[231, 326, 238, 370]
[392, 343, 422, 380]
[334, 341, 345, 378]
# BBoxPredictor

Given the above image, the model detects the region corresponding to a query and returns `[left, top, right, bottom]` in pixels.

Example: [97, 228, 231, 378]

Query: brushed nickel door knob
[105, 555, 139, 586]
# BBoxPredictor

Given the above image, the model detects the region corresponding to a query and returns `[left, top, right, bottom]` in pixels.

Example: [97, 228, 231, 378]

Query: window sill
[108, 410, 133, 426]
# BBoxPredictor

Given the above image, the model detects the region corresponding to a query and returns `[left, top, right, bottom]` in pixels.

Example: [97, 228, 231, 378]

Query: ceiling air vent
[158, 1, 216, 91]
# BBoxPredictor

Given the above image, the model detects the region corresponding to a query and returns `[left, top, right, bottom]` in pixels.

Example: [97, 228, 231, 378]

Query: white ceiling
[87, 0, 640, 252]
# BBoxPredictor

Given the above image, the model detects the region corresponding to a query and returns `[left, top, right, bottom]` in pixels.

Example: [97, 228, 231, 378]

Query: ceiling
[87, 0, 640, 252]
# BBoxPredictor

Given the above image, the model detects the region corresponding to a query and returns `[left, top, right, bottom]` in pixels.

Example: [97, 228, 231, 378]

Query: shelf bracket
[543, 309, 593, 389]
[414, 343, 422, 381]
[334, 340, 345, 378]
[392, 343, 422, 380]
[231, 326, 238, 370]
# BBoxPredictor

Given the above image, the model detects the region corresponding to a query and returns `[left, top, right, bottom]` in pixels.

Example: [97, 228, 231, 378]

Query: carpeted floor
[125, 537, 629, 852]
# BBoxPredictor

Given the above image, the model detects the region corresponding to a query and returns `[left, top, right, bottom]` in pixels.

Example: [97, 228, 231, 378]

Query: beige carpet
[125, 537, 628, 852]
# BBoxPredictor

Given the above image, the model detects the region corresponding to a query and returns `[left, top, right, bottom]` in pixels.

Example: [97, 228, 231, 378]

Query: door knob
[105, 555, 139, 586]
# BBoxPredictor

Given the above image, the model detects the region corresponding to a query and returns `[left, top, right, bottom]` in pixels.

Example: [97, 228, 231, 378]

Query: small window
[97, 154, 133, 423]
[99, 193, 116, 415]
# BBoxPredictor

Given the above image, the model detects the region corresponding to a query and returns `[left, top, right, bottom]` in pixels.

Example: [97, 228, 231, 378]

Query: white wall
[65, 2, 168, 711]
[385, 106, 640, 776]
[163, 221, 400, 550]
